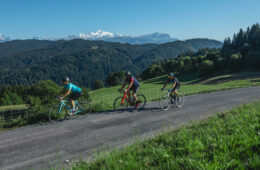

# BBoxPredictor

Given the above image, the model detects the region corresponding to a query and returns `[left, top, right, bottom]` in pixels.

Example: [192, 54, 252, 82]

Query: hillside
[0, 38, 222, 87]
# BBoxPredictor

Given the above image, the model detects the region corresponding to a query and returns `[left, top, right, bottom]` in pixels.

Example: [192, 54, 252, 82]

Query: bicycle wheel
[175, 93, 185, 108]
[77, 100, 92, 114]
[136, 94, 146, 110]
[113, 97, 128, 113]
[160, 94, 172, 111]
[48, 104, 68, 121]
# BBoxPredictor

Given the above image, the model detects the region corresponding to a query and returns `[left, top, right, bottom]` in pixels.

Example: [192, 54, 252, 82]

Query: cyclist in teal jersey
[59, 76, 82, 114]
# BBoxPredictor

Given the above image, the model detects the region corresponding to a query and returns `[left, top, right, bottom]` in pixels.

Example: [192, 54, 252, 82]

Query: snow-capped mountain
[0, 34, 10, 42]
[0, 30, 178, 44]
[65, 30, 177, 44]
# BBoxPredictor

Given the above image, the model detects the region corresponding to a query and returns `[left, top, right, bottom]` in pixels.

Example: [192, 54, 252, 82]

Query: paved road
[0, 86, 260, 170]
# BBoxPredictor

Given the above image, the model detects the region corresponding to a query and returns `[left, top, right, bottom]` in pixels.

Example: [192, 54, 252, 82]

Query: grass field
[71, 100, 260, 169]
[89, 73, 260, 111]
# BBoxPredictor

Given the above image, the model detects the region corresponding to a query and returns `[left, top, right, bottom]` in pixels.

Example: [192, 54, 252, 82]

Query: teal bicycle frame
[58, 99, 85, 115]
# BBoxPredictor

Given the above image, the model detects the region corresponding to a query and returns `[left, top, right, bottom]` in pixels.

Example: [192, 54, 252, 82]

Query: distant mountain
[0, 38, 222, 87]
[65, 30, 178, 44]
[0, 34, 10, 42]
[1, 30, 178, 45]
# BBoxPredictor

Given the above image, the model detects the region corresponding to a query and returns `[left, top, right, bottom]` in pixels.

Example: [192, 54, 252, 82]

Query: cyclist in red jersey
[119, 71, 140, 103]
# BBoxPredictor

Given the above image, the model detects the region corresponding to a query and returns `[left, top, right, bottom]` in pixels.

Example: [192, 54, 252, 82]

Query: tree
[106, 71, 126, 86]
[93, 80, 104, 90]
[228, 53, 243, 72]
[245, 50, 260, 70]
[198, 60, 214, 77]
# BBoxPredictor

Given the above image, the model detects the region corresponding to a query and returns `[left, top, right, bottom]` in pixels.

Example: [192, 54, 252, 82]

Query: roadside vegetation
[71, 100, 260, 169]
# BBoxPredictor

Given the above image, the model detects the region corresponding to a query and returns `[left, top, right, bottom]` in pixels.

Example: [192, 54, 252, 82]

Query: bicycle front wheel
[48, 104, 68, 121]
[136, 94, 146, 110]
[160, 94, 172, 111]
[113, 97, 128, 113]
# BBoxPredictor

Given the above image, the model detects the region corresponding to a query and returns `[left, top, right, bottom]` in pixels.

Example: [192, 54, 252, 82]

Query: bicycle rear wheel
[77, 100, 92, 115]
[48, 104, 68, 121]
[160, 94, 172, 111]
[175, 93, 185, 108]
[113, 97, 128, 113]
[136, 94, 146, 110]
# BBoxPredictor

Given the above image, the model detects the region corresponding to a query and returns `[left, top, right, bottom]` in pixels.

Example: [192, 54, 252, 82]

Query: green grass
[89, 73, 260, 111]
[0, 104, 28, 112]
[71, 100, 260, 169]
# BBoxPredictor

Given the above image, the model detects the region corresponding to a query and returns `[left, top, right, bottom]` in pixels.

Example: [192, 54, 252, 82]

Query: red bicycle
[113, 89, 146, 112]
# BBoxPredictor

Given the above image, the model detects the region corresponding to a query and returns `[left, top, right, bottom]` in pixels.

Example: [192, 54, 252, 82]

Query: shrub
[198, 60, 214, 77]
[93, 80, 104, 90]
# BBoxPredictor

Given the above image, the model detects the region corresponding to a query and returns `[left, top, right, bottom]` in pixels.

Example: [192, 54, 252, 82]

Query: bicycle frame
[57, 100, 84, 115]
[120, 91, 132, 105]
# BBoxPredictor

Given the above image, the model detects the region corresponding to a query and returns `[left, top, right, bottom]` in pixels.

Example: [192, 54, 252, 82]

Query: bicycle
[159, 89, 184, 111]
[48, 96, 91, 121]
[113, 89, 146, 112]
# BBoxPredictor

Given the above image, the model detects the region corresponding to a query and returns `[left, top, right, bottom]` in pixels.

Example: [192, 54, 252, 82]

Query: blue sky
[1, 0, 259, 40]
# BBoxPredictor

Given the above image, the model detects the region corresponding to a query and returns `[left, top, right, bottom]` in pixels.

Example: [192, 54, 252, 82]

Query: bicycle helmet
[168, 72, 174, 78]
[62, 76, 70, 82]
[125, 71, 131, 76]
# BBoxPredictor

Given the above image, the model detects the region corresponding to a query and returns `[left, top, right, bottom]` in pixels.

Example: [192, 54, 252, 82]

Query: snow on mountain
[65, 30, 177, 44]
[78, 30, 114, 39]
[0, 34, 10, 42]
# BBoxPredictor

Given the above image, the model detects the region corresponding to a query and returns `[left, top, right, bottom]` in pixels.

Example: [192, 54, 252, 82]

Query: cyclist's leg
[69, 92, 82, 111]
[133, 86, 140, 102]
[70, 99, 75, 110]
[173, 85, 180, 98]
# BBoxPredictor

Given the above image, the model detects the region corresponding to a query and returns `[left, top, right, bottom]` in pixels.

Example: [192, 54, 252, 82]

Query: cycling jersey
[167, 78, 180, 85]
[64, 83, 82, 93]
[125, 76, 140, 87]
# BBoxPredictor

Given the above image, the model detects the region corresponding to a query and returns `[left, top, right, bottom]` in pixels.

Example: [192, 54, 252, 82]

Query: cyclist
[161, 73, 181, 101]
[119, 71, 140, 105]
[59, 77, 82, 115]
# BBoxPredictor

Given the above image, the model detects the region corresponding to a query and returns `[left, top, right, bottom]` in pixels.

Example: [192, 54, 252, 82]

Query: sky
[0, 0, 259, 41]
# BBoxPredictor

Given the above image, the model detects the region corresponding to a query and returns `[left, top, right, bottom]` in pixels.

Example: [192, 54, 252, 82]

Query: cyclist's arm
[63, 89, 71, 98]
[126, 81, 133, 91]
[171, 82, 176, 89]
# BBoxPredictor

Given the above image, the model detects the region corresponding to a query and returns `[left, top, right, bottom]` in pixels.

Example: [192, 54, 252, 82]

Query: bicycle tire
[77, 100, 92, 114]
[160, 94, 172, 111]
[175, 93, 185, 108]
[136, 94, 146, 110]
[48, 103, 68, 121]
[113, 97, 128, 113]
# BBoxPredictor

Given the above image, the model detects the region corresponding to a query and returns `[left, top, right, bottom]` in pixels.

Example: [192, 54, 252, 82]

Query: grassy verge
[71, 100, 260, 169]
